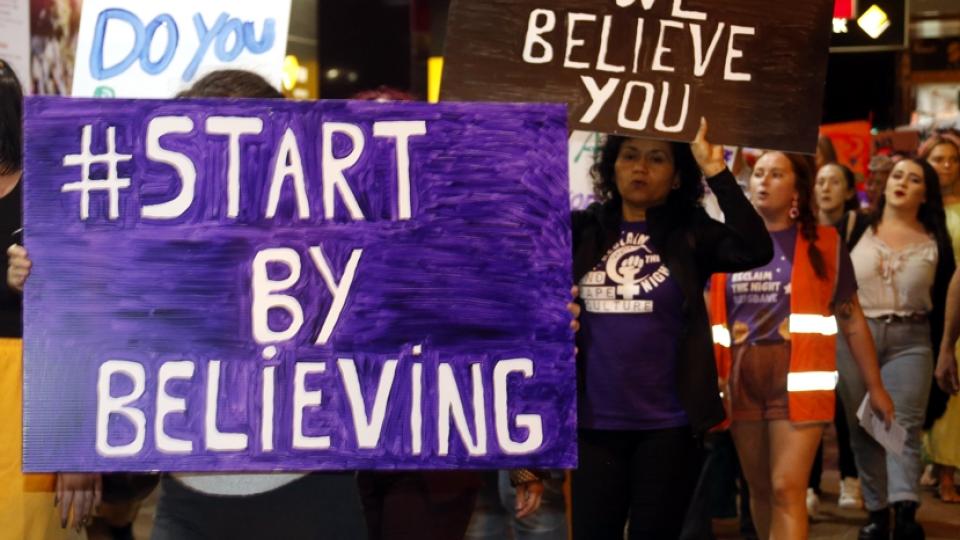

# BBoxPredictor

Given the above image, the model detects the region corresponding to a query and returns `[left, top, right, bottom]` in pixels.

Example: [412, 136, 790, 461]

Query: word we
[522, 0, 755, 134]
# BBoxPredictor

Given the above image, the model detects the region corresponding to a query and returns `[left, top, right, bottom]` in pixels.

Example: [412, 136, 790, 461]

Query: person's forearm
[837, 296, 884, 392]
[704, 169, 774, 270]
[941, 269, 960, 356]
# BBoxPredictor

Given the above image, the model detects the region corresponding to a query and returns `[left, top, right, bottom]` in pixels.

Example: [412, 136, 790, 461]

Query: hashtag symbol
[61, 125, 133, 220]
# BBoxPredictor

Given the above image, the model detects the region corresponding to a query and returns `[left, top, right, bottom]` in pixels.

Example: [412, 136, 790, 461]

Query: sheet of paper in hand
[21, 96, 575, 472]
[441, 0, 834, 154]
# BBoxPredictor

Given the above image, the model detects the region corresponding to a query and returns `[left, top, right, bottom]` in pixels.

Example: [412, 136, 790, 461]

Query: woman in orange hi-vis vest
[709, 151, 895, 540]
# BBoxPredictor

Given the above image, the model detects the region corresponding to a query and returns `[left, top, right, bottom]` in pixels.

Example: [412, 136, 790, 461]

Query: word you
[522, 0, 756, 133]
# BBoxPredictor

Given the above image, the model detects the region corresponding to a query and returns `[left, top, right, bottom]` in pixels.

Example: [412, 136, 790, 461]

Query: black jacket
[572, 170, 773, 435]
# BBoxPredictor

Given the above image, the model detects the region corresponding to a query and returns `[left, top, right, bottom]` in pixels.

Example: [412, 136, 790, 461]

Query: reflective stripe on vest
[786, 370, 839, 392]
[712, 324, 731, 348]
[788, 314, 838, 336]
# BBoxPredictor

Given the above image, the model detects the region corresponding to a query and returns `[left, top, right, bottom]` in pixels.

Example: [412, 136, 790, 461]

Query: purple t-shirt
[726, 227, 857, 344]
[577, 221, 688, 430]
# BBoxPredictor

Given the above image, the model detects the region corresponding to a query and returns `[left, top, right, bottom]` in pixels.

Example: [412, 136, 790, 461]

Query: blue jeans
[464, 471, 567, 540]
[836, 318, 933, 511]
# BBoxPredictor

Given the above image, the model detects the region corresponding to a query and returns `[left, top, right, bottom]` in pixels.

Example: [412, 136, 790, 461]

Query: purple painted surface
[21, 96, 575, 472]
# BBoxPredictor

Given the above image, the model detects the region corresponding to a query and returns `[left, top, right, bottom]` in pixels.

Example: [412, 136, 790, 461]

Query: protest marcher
[816, 162, 860, 227]
[867, 155, 895, 210]
[921, 135, 960, 503]
[7, 69, 370, 540]
[837, 157, 954, 539]
[936, 267, 960, 396]
[348, 85, 557, 540]
[464, 470, 567, 540]
[807, 161, 864, 512]
[149, 69, 369, 540]
[1, 57, 91, 540]
[816, 136, 839, 173]
[711, 151, 895, 539]
[572, 118, 773, 540]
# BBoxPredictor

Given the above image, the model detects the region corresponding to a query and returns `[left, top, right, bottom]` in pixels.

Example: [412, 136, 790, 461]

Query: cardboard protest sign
[441, 0, 833, 154]
[21, 97, 575, 472]
[821, 120, 873, 176]
[873, 129, 919, 155]
[71, 0, 291, 98]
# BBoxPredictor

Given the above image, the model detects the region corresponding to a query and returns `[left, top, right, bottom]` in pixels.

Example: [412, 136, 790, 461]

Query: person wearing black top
[569, 119, 773, 539]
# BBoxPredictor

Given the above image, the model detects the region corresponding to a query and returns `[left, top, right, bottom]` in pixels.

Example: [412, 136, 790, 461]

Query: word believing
[520, 0, 756, 134]
[23, 97, 575, 471]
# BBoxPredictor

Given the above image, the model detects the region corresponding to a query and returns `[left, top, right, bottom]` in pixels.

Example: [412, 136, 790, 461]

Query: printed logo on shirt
[728, 252, 793, 342]
[728, 270, 785, 304]
[579, 232, 670, 314]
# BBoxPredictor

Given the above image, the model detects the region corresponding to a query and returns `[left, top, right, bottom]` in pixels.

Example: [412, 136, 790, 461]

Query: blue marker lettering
[140, 14, 179, 75]
[214, 18, 244, 61]
[90, 8, 145, 80]
[184, 12, 227, 81]
[242, 19, 275, 54]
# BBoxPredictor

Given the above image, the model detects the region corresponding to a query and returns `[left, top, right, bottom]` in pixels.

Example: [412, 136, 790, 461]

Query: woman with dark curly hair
[570, 119, 773, 539]
[710, 151, 895, 539]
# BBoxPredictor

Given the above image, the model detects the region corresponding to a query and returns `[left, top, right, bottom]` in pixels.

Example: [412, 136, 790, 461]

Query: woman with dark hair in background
[837, 157, 954, 539]
[2, 58, 91, 539]
[571, 119, 773, 539]
[816, 162, 860, 226]
[710, 151, 895, 539]
[807, 161, 865, 513]
[816, 135, 838, 173]
[921, 135, 960, 504]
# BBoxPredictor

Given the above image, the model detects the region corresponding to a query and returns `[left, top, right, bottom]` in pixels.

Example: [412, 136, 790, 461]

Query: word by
[90, 8, 276, 82]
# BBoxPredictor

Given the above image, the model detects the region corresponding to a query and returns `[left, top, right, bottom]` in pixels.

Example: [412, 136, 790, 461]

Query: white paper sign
[71, 0, 291, 98]
[857, 395, 906, 457]
[568, 131, 600, 211]
[0, 0, 31, 93]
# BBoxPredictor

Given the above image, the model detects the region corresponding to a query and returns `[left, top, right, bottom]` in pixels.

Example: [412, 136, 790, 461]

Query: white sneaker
[838, 477, 863, 509]
[806, 487, 820, 517]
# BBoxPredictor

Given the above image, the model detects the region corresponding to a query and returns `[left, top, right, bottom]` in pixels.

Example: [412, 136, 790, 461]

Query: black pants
[572, 427, 704, 540]
[151, 473, 367, 540]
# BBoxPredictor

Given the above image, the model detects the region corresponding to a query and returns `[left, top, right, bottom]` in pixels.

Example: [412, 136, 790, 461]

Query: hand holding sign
[690, 117, 726, 178]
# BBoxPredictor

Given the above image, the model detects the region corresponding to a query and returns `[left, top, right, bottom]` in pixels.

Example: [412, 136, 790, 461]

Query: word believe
[521, 0, 756, 134]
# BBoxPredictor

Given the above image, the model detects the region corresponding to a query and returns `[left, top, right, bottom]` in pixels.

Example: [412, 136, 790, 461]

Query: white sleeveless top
[850, 227, 937, 318]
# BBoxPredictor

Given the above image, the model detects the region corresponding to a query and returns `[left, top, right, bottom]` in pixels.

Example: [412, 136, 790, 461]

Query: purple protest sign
[21, 96, 575, 472]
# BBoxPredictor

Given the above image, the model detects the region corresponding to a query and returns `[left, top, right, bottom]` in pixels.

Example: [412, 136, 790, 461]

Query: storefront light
[857, 4, 890, 40]
[428, 57, 443, 104]
[283, 55, 300, 91]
